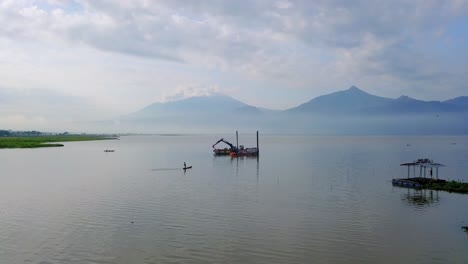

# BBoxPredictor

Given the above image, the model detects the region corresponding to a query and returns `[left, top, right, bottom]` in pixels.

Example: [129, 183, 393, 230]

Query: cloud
[2, 2, 467, 71]
[0, 0, 468, 122]
[159, 84, 222, 102]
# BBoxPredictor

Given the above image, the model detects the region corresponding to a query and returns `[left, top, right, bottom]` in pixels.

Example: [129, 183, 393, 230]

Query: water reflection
[212, 154, 260, 179]
[401, 188, 440, 208]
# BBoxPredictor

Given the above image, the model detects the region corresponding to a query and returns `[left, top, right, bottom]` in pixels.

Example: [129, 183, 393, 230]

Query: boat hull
[213, 149, 231, 155]
[230, 147, 259, 157]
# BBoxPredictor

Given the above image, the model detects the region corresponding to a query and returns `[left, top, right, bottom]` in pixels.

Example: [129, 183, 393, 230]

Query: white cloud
[158, 84, 222, 102]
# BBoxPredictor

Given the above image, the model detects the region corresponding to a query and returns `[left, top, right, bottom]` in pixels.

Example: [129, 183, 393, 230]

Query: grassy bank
[0, 135, 117, 149]
[424, 181, 468, 194]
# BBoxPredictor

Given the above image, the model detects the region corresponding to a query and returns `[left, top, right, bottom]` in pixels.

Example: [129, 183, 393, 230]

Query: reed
[424, 181, 468, 194]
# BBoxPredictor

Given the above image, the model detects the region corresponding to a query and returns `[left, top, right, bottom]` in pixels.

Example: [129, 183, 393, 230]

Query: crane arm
[212, 138, 235, 150]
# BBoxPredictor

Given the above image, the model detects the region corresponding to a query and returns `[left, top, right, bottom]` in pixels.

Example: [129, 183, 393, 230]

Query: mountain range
[132, 94, 262, 118]
[288, 86, 468, 114]
[109, 86, 468, 134]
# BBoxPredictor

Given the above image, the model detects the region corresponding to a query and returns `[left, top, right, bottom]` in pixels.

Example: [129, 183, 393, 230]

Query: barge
[212, 131, 259, 157]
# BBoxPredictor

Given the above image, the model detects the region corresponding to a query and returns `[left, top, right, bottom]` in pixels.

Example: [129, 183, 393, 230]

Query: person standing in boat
[184, 162, 186, 169]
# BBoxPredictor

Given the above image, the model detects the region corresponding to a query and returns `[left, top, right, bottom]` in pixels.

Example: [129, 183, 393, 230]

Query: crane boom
[212, 138, 236, 150]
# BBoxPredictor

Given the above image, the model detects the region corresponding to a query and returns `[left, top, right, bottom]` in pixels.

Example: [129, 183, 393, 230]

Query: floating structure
[400, 158, 445, 179]
[212, 131, 259, 157]
[104, 149, 115, 152]
[230, 131, 259, 157]
[212, 138, 236, 155]
[392, 158, 446, 189]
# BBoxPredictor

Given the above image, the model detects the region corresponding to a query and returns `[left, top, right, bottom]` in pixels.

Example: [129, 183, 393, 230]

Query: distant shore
[0, 135, 117, 149]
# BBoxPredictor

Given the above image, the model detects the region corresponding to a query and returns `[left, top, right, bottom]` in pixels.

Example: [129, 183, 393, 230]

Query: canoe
[183, 166, 192, 170]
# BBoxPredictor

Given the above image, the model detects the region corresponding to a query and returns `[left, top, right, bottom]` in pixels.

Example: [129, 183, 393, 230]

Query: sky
[1, 0, 468, 130]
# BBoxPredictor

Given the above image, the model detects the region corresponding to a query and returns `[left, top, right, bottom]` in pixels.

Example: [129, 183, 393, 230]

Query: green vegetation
[0, 135, 116, 149]
[424, 181, 468, 194]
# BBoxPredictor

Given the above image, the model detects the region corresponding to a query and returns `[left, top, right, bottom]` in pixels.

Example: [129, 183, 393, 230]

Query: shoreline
[0, 135, 117, 149]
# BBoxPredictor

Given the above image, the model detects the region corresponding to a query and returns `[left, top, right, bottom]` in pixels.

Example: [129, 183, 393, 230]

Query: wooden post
[256, 131, 259, 154]
[407, 166, 410, 178]
[236, 131, 239, 151]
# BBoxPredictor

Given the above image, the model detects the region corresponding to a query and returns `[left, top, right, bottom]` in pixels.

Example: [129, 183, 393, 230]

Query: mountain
[288, 86, 392, 114]
[129, 94, 263, 119]
[367, 95, 460, 114]
[445, 96, 468, 109]
[101, 87, 468, 135]
[288, 86, 466, 115]
[113, 94, 267, 133]
[281, 87, 468, 134]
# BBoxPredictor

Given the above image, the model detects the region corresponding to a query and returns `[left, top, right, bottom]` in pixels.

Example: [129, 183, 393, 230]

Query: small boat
[183, 166, 192, 170]
[104, 149, 115, 152]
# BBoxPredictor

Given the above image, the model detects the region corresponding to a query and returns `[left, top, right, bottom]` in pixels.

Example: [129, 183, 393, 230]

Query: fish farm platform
[392, 177, 447, 189]
[392, 177, 468, 194]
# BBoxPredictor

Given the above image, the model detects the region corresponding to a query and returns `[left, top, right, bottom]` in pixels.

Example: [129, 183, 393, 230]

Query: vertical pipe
[436, 167, 439, 179]
[236, 131, 239, 151]
[256, 131, 259, 154]
[407, 166, 410, 179]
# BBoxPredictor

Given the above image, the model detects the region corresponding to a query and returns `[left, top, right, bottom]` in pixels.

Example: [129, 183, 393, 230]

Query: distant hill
[131, 94, 263, 118]
[288, 86, 391, 114]
[102, 87, 468, 135]
[113, 94, 266, 133]
[444, 96, 468, 109]
[368, 95, 460, 114]
[288, 86, 467, 115]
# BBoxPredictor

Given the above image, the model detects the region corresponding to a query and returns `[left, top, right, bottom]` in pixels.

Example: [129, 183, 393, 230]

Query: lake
[1, 135, 467, 263]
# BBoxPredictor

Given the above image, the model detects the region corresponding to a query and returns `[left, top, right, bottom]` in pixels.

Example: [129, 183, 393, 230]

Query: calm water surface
[1, 135, 467, 263]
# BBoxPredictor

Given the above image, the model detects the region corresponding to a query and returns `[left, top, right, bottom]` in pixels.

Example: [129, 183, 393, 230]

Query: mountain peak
[344, 86, 370, 96]
[348, 86, 361, 91]
[288, 86, 390, 113]
[396, 95, 419, 102]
